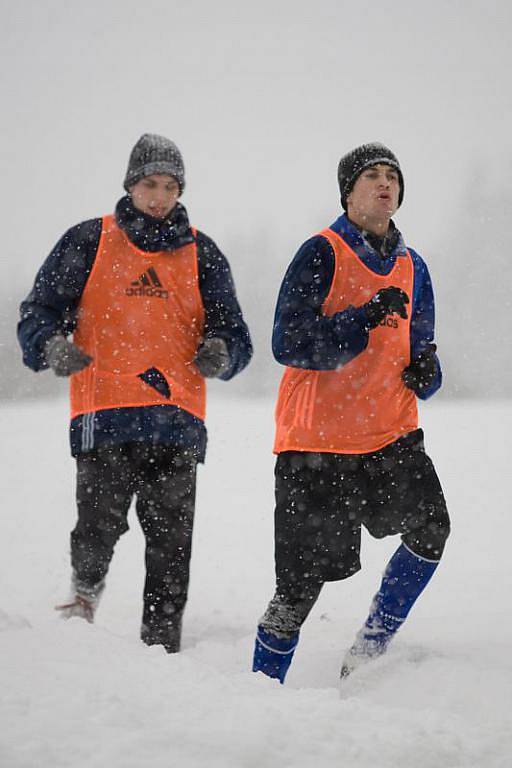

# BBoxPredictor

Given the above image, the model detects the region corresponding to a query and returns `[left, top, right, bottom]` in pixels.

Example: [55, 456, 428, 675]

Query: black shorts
[274, 430, 450, 594]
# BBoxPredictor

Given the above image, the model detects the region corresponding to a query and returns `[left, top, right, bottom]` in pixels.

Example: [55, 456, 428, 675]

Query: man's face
[346, 164, 400, 224]
[130, 174, 180, 219]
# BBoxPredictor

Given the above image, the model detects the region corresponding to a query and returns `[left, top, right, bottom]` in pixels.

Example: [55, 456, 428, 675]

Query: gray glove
[194, 337, 230, 378]
[45, 335, 92, 377]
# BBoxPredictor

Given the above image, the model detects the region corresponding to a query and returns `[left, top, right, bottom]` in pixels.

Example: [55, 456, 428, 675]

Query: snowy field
[1, 393, 511, 768]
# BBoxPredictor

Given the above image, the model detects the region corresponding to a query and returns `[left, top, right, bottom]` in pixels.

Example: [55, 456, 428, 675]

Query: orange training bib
[70, 215, 206, 420]
[274, 228, 417, 454]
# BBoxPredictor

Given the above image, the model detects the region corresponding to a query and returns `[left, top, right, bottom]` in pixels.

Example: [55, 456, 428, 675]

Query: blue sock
[364, 543, 440, 642]
[252, 626, 299, 684]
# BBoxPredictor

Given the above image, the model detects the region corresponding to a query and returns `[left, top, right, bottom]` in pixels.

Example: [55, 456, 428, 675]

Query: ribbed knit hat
[338, 142, 404, 210]
[123, 134, 185, 194]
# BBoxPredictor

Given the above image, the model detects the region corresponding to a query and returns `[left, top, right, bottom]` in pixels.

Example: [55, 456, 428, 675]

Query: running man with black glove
[252, 142, 449, 685]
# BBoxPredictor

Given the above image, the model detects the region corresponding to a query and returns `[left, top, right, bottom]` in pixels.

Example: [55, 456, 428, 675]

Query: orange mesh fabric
[71, 215, 205, 420]
[274, 228, 417, 454]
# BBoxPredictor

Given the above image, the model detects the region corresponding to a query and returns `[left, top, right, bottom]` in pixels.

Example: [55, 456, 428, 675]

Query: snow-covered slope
[1, 395, 511, 768]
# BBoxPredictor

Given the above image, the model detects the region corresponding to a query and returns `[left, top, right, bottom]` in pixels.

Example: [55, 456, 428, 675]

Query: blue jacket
[18, 196, 253, 460]
[272, 214, 441, 399]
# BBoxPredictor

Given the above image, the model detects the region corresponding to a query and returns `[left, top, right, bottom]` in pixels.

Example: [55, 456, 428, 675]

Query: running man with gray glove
[18, 133, 252, 653]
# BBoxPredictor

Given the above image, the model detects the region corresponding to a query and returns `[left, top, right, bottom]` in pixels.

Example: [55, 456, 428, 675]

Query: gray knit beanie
[123, 134, 185, 194]
[338, 142, 404, 210]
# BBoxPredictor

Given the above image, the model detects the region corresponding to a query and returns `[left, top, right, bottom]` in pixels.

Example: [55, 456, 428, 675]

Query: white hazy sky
[3, 0, 511, 260]
[2, 0, 511, 396]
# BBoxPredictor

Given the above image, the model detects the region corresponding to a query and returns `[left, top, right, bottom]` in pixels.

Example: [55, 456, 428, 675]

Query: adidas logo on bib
[125, 267, 169, 299]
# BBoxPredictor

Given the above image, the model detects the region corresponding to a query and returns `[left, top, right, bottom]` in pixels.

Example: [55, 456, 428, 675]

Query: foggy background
[1, 0, 511, 402]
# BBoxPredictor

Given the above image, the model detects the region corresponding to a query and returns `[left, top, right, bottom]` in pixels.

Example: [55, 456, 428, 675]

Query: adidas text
[125, 286, 169, 299]
[379, 317, 398, 329]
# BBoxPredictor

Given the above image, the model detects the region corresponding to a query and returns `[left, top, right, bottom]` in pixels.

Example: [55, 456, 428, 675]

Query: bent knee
[404, 512, 451, 561]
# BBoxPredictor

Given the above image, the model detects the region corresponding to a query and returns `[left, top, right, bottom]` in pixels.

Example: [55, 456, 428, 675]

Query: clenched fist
[45, 335, 92, 377]
[194, 337, 230, 378]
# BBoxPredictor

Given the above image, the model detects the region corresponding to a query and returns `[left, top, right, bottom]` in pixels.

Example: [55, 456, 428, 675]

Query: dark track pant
[260, 430, 450, 637]
[71, 443, 197, 651]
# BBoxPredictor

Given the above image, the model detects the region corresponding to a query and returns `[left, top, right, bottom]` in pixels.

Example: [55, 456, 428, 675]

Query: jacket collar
[115, 196, 195, 253]
[329, 213, 408, 275]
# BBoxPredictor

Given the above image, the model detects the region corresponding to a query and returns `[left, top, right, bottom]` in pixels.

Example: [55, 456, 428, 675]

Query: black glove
[45, 335, 92, 377]
[194, 337, 230, 378]
[363, 286, 409, 329]
[402, 344, 438, 394]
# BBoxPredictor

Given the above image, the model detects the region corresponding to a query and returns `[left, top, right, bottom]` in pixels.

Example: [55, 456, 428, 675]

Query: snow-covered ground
[1, 394, 511, 768]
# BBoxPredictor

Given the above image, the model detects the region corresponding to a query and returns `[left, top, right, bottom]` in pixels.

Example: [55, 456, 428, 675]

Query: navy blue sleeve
[17, 219, 102, 371]
[409, 248, 442, 399]
[196, 231, 253, 380]
[272, 235, 369, 370]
